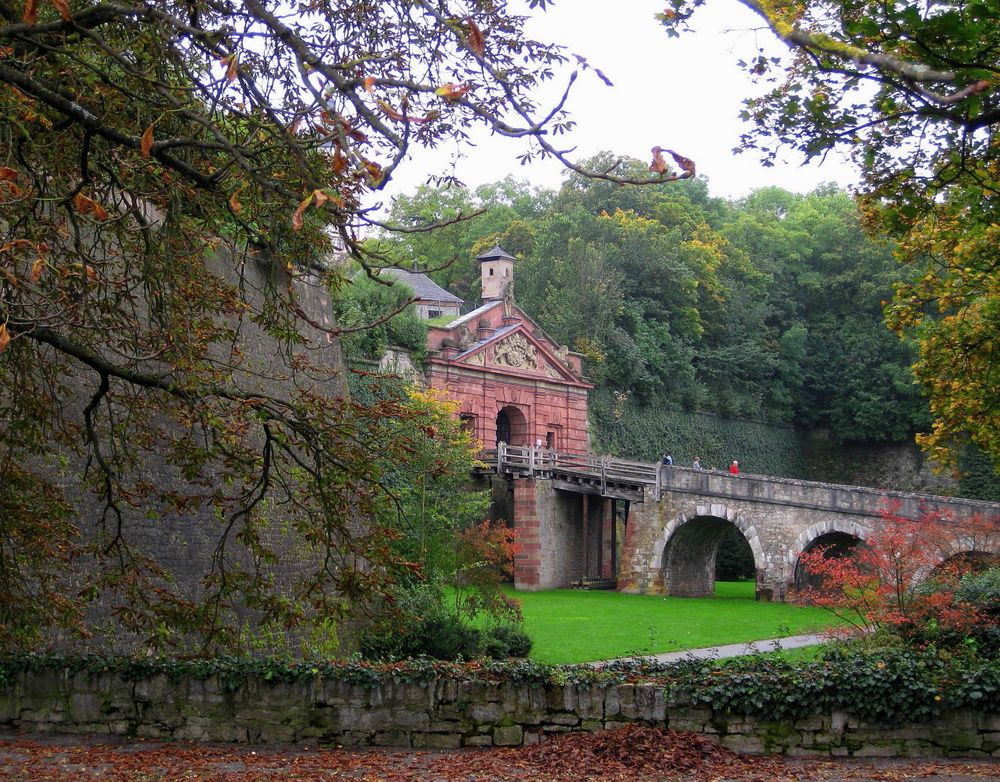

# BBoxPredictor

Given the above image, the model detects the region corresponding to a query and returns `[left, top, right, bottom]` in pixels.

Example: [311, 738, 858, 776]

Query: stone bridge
[487, 447, 1000, 600]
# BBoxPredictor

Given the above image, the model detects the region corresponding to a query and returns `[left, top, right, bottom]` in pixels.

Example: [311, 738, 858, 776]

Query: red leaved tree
[794, 502, 999, 639]
[452, 520, 522, 626]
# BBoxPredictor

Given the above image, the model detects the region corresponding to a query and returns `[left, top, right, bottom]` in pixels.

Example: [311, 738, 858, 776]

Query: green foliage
[958, 447, 1000, 501]
[955, 568, 1000, 618]
[360, 610, 482, 662]
[331, 273, 427, 361]
[481, 624, 534, 659]
[661, 0, 1000, 469]
[715, 526, 756, 582]
[359, 589, 531, 662]
[589, 389, 806, 477]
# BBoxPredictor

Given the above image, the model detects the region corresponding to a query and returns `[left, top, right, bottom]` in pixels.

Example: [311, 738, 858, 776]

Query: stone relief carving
[466, 352, 485, 366]
[492, 332, 537, 370]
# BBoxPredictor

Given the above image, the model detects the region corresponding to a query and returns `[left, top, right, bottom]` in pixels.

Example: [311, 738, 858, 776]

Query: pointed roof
[382, 267, 463, 304]
[476, 244, 516, 263]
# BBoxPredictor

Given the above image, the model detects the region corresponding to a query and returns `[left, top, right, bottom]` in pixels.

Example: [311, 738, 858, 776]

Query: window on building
[428, 309, 442, 318]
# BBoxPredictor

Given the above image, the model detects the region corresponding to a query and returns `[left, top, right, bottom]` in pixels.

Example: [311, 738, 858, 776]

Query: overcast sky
[379, 0, 859, 207]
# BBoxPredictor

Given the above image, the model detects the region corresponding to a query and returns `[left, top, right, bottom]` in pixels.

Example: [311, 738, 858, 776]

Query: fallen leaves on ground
[0, 725, 997, 781]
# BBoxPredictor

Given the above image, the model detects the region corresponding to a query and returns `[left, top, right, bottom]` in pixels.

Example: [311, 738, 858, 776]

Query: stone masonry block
[493, 725, 524, 746]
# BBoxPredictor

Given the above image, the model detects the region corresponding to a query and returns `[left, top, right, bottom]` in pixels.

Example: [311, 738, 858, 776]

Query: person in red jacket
[728, 460, 740, 475]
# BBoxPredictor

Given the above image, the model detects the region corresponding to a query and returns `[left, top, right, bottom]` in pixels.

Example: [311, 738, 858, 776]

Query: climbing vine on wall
[589, 389, 806, 478]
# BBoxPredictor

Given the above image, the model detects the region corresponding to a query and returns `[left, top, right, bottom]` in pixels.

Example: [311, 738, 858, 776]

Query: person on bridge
[728, 460, 740, 475]
[692, 456, 702, 470]
[661, 452, 673, 466]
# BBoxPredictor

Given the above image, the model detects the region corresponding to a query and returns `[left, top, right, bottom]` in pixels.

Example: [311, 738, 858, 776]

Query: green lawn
[509, 582, 841, 664]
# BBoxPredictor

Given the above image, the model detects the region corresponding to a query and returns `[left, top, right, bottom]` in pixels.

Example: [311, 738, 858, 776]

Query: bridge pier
[510, 477, 620, 590]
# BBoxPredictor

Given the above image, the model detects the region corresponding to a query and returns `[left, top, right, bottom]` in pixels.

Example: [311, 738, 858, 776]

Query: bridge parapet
[659, 466, 999, 521]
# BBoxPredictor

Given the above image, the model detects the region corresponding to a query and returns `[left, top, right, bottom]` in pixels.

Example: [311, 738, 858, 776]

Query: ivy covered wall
[589, 389, 806, 479]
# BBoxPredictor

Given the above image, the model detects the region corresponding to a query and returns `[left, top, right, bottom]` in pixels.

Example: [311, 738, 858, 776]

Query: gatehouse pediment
[458, 328, 578, 381]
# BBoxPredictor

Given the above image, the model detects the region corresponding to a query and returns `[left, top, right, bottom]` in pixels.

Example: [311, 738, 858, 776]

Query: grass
[508, 582, 841, 664]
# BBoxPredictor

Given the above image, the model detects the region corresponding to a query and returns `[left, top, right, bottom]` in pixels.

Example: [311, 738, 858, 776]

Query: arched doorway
[794, 531, 864, 590]
[496, 405, 528, 447]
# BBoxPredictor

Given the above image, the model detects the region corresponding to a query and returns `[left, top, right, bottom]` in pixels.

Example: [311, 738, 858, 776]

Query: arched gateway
[496, 405, 528, 447]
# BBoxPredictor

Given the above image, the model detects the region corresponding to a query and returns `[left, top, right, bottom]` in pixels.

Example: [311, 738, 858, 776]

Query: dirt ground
[1, 727, 998, 782]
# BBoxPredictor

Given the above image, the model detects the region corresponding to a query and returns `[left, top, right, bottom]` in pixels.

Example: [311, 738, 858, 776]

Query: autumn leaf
[0, 239, 34, 254]
[649, 146, 669, 174]
[219, 53, 238, 83]
[0, 323, 9, 354]
[377, 101, 435, 124]
[649, 146, 696, 178]
[435, 83, 470, 100]
[140, 123, 155, 157]
[667, 148, 696, 178]
[228, 188, 243, 214]
[22, 0, 38, 24]
[291, 192, 313, 231]
[363, 159, 383, 184]
[72, 192, 109, 221]
[363, 76, 376, 92]
[30, 256, 45, 282]
[377, 101, 406, 122]
[0, 166, 22, 197]
[50, 0, 71, 21]
[332, 147, 347, 174]
[464, 17, 485, 56]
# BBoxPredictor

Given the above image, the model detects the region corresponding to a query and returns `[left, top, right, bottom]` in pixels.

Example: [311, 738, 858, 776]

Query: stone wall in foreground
[2, 669, 998, 758]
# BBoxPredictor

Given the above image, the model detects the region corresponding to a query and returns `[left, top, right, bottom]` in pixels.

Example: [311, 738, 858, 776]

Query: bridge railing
[483, 444, 660, 496]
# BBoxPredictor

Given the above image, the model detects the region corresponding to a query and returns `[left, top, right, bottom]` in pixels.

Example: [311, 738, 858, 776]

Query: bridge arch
[652, 505, 765, 598]
[933, 550, 1000, 576]
[789, 519, 869, 590]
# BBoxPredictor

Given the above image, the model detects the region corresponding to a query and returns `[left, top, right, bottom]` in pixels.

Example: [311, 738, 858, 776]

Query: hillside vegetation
[362, 169, 1000, 497]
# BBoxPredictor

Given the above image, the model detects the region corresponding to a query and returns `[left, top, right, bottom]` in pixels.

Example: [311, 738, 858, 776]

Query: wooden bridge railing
[481, 444, 661, 499]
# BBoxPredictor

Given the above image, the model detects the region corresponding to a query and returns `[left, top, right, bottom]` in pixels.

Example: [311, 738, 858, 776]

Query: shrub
[482, 624, 533, 659]
[955, 567, 1000, 616]
[361, 614, 534, 662]
[407, 614, 482, 660]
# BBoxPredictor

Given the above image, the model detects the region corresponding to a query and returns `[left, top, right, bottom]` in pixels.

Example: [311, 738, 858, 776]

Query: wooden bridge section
[483, 444, 657, 502]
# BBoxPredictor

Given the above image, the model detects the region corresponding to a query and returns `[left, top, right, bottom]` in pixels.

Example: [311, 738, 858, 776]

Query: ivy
[2, 647, 997, 725]
[590, 389, 807, 477]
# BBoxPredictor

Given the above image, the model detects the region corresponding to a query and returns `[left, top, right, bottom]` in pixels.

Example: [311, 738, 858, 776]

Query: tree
[659, 0, 1000, 470]
[795, 502, 1000, 642]
[1, 0, 687, 653]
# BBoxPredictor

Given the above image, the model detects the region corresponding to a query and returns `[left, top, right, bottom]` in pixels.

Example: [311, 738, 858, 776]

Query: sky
[380, 0, 859, 207]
